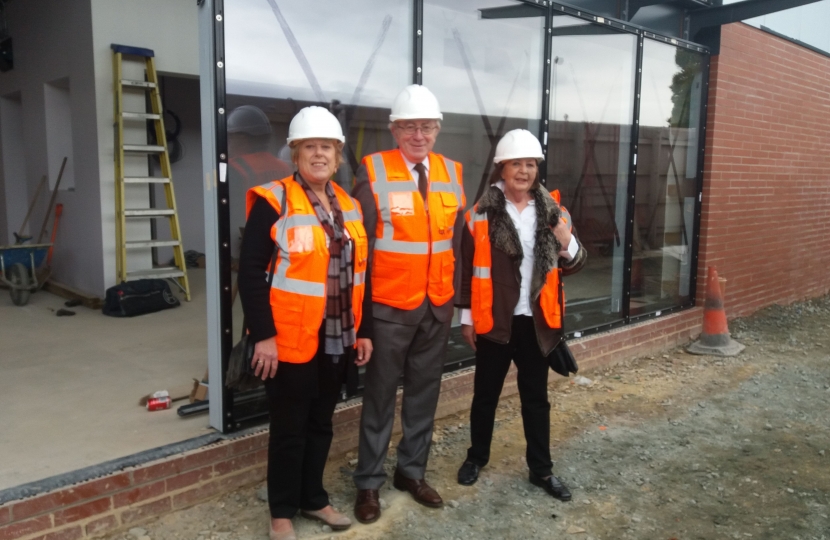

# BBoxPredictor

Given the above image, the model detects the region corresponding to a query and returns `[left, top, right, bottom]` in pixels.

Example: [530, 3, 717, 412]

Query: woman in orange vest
[238, 106, 373, 540]
[455, 129, 587, 501]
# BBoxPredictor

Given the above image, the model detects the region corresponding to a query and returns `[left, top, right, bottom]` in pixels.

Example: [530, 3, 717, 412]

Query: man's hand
[461, 324, 477, 352]
[355, 338, 373, 366]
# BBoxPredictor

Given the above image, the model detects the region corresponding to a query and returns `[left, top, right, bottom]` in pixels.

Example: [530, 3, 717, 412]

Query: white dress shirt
[460, 181, 578, 326]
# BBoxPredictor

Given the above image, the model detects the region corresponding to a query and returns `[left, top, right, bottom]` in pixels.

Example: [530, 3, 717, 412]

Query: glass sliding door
[546, 15, 637, 331]
[423, 0, 545, 207]
[631, 41, 704, 316]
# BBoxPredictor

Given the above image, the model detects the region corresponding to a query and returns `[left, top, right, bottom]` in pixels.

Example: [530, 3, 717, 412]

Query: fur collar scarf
[476, 183, 562, 300]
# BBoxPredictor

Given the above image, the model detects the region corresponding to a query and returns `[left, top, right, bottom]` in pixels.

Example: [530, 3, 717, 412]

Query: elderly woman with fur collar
[455, 129, 586, 501]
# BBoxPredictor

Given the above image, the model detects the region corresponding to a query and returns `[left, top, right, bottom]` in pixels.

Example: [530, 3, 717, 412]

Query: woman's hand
[461, 324, 477, 352]
[252, 338, 279, 380]
[553, 216, 573, 250]
[355, 338, 373, 366]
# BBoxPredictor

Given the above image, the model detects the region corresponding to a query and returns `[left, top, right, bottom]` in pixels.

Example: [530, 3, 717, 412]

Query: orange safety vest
[230, 152, 293, 189]
[466, 189, 569, 335]
[363, 150, 464, 310]
[246, 176, 368, 363]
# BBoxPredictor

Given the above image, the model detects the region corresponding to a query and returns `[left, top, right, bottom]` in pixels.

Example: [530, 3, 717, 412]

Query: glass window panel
[631, 41, 704, 316]
[224, 0, 411, 250]
[423, 0, 544, 207]
[223, 0, 411, 346]
[547, 16, 637, 331]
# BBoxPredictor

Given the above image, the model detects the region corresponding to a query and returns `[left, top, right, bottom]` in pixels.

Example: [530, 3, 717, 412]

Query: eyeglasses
[396, 122, 439, 135]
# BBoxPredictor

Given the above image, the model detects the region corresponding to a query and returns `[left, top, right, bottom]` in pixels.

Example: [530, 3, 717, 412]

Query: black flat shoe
[529, 472, 572, 501]
[457, 461, 481, 486]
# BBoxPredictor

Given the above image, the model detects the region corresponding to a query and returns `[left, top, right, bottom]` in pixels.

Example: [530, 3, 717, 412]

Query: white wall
[0, 0, 100, 293]
[90, 0, 200, 291]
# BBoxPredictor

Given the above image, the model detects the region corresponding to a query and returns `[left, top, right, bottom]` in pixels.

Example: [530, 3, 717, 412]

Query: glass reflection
[224, 0, 411, 339]
[423, 0, 544, 208]
[631, 42, 703, 315]
[547, 16, 637, 330]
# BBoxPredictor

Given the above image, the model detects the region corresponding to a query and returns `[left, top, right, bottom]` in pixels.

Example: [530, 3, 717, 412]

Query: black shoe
[457, 461, 481, 486]
[529, 472, 572, 501]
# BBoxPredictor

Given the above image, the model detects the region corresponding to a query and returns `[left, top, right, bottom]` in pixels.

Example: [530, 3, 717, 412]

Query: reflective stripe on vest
[246, 176, 368, 363]
[367, 150, 464, 310]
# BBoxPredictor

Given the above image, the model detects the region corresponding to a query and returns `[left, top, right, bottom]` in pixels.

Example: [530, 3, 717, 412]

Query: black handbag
[548, 339, 579, 377]
[226, 185, 284, 391]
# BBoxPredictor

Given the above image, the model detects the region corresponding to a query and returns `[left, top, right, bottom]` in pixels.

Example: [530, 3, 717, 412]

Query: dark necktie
[414, 163, 428, 201]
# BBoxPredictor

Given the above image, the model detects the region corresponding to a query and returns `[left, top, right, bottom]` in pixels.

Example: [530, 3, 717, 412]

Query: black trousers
[466, 315, 553, 478]
[264, 333, 346, 519]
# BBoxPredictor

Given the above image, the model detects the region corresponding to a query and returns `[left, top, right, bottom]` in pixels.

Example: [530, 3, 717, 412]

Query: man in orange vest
[351, 85, 465, 523]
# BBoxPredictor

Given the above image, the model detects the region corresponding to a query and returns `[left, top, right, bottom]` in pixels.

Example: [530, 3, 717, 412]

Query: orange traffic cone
[687, 267, 745, 356]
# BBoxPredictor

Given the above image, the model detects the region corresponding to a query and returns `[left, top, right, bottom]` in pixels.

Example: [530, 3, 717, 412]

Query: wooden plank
[43, 279, 104, 310]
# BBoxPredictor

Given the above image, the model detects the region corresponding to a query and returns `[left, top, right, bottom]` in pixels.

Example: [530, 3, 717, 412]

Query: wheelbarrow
[0, 243, 52, 306]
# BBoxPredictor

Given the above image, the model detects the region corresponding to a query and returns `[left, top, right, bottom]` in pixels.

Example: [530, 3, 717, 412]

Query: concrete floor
[0, 269, 234, 490]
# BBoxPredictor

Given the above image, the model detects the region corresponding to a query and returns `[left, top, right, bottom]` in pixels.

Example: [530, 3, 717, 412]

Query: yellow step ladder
[111, 44, 190, 301]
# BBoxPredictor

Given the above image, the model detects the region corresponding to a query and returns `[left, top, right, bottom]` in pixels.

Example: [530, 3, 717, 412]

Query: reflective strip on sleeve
[472, 266, 490, 279]
[431, 239, 452, 253]
[374, 237, 429, 255]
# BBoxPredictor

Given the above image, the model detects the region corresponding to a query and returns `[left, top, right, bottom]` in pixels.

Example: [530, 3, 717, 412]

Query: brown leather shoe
[354, 489, 381, 524]
[392, 468, 443, 508]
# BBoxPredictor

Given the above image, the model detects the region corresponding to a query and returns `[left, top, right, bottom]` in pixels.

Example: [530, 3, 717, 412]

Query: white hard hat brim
[286, 135, 345, 144]
[493, 155, 545, 164]
[389, 112, 444, 121]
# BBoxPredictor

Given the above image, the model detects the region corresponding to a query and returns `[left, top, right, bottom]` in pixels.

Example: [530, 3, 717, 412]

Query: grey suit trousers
[353, 304, 452, 489]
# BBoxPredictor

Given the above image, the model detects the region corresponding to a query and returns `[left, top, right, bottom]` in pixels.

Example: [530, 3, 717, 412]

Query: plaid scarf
[297, 175, 356, 360]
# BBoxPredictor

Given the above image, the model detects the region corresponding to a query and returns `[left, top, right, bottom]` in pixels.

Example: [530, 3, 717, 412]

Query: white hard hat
[389, 84, 443, 122]
[493, 129, 544, 164]
[287, 106, 345, 143]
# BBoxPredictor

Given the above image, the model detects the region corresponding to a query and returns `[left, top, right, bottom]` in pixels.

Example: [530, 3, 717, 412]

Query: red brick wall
[699, 23, 830, 316]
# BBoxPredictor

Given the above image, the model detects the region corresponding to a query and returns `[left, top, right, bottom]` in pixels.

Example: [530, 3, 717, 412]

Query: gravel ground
[107, 295, 830, 540]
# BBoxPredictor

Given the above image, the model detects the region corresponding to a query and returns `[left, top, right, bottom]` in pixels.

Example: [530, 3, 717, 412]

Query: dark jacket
[457, 184, 587, 356]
